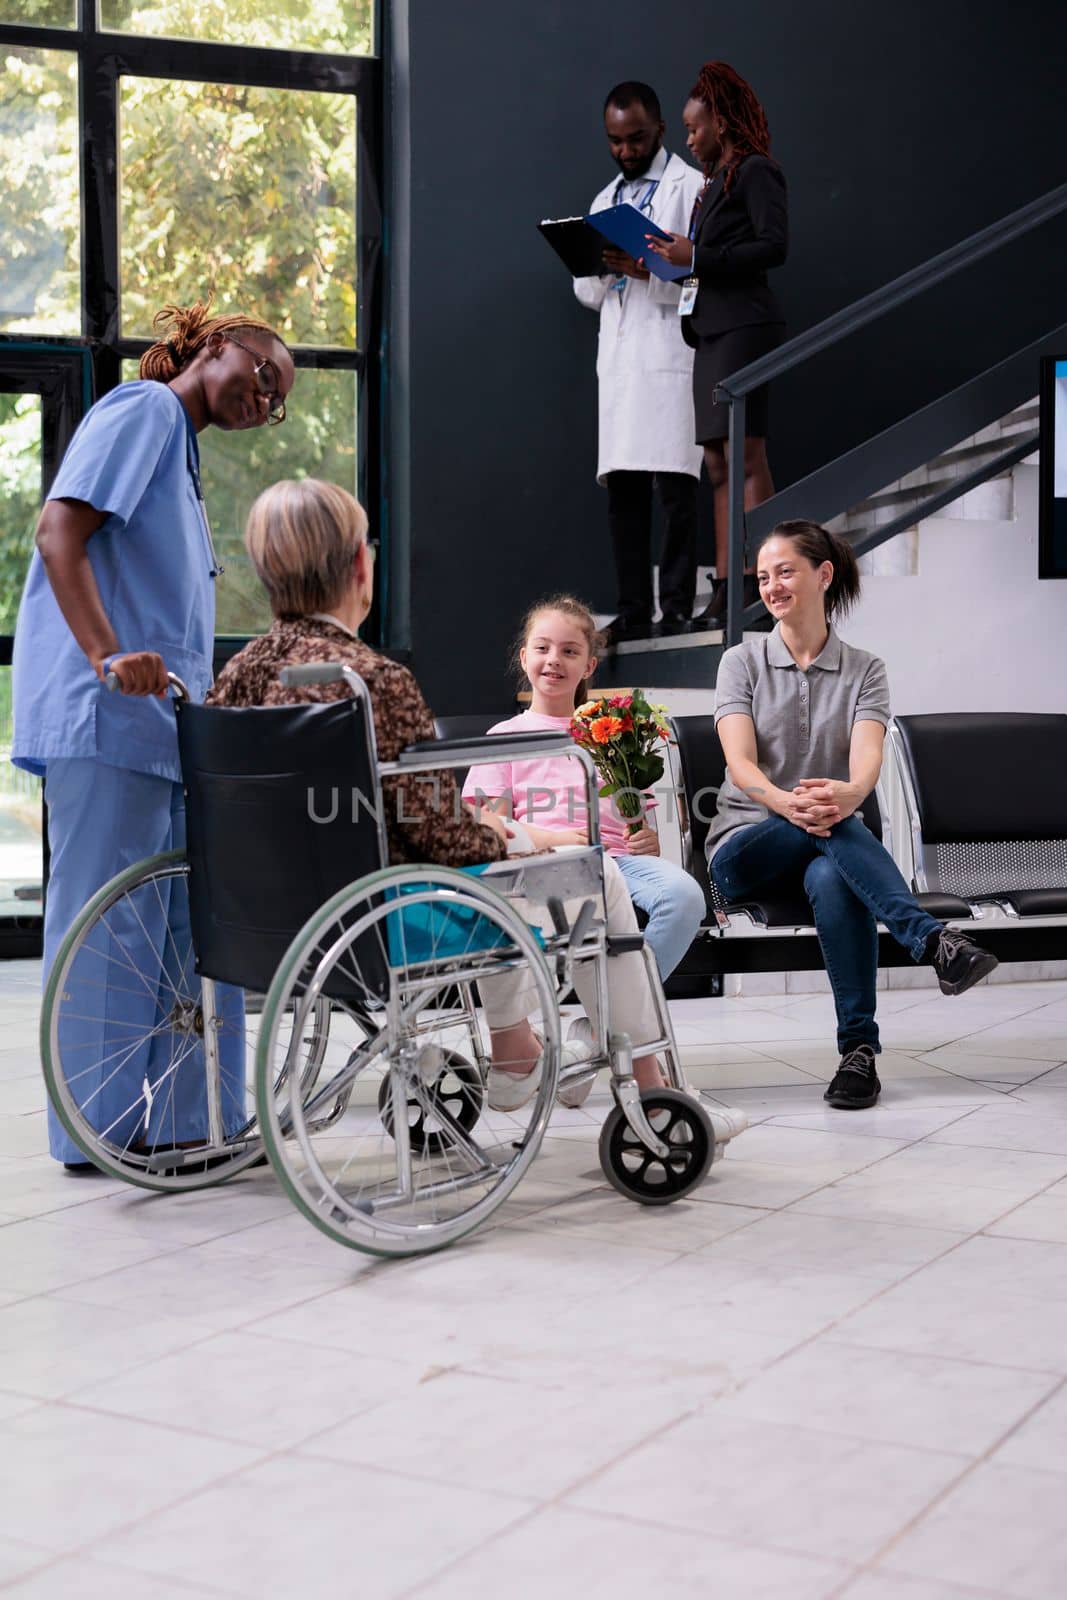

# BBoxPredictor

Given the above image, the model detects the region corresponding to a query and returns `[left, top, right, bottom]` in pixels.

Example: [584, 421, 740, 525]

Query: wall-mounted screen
[1039, 356, 1067, 577]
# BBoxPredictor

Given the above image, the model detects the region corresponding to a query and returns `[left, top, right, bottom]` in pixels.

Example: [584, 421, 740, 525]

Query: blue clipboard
[585, 201, 689, 282]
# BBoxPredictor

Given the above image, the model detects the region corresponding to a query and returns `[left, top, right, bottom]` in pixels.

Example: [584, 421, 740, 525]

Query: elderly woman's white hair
[244, 477, 369, 617]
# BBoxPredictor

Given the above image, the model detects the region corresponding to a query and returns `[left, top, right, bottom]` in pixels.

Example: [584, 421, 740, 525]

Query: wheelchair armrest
[398, 732, 580, 763]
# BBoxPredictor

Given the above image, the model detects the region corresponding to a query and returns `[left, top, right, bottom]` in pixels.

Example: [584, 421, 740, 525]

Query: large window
[0, 47, 80, 334]
[0, 3, 380, 950]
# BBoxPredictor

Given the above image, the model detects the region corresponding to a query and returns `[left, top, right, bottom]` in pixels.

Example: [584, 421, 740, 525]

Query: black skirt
[692, 321, 786, 443]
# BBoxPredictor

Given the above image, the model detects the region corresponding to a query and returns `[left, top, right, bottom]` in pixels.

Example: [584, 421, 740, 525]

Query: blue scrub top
[11, 380, 218, 783]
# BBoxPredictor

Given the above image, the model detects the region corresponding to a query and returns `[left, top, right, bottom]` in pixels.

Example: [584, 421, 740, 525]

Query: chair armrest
[379, 737, 604, 846]
[398, 732, 577, 763]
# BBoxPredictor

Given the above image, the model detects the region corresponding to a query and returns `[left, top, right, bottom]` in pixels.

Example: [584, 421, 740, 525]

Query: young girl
[463, 595, 706, 982]
[709, 519, 998, 1110]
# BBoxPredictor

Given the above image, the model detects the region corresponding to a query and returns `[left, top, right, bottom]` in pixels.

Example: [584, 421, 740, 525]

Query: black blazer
[681, 153, 788, 345]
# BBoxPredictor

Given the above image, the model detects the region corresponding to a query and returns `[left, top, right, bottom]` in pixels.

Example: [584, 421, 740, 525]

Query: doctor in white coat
[575, 81, 705, 647]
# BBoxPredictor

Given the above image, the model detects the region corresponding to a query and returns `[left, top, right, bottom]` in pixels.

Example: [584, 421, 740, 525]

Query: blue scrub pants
[710, 814, 943, 1057]
[43, 758, 245, 1163]
[613, 853, 706, 979]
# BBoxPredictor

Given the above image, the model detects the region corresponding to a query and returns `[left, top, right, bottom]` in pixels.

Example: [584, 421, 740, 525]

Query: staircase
[591, 397, 1049, 710]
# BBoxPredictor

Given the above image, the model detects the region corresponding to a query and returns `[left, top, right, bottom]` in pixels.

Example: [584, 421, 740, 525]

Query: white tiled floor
[1, 959, 1066, 1598]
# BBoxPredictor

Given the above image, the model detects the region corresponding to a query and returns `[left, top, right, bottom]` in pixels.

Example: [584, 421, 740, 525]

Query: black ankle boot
[691, 581, 728, 630]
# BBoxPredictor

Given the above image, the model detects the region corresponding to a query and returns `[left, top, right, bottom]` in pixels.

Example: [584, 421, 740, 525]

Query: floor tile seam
[782, 1101, 995, 1152]
[291, 1441, 549, 1506]
[702, 1382, 983, 1465]
[826, 1559, 1007, 1600]
[761, 1119, 915, 1145]
[0, 1294, 252, 1396]
[994, 1056, 1067, 1084]
[71, 1433, 340, 1581]
[48, 1254, 433, 1342]
[0, 1240, 200, 1301]
[47, 1385, 413, 1456]
[952, 1013, 1067, 1045]
[777, 1198, 1004, 1247]
[395, 1502, 555, 1600]
[753, 1226, 981, 1358]
[398, 1501, 860, 1600]
[706, 1369, 1065, 1460]
[494, 1217, 695, 1260]
[690, 1237, 978, 1406]
[819, 1330, 1067, 1381]
[977, 1169, 1067, 1233]
[927, 1130, 1067, 1161]
[831, 1374, 1067, 1585]
[786, 1166, 1067, 1210]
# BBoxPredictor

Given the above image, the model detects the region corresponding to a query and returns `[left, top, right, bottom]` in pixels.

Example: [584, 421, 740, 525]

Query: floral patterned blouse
[205, 615, 504, 869]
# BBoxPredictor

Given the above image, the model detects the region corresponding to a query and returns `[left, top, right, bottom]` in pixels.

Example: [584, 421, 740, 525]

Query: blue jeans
[614, 853, 706, 979]
[710, 815, 942, 1055]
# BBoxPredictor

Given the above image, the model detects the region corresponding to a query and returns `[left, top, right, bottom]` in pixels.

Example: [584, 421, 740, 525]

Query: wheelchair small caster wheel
[599, 1088, 714, 1205]
[378, 1048, 484, 1155]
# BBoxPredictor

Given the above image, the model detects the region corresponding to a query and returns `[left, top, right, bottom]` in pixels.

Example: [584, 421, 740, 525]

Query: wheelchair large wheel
[41, 850, 333, 1192]
[599, 1089, 714, 1206]
[256, 864, 561, 1258]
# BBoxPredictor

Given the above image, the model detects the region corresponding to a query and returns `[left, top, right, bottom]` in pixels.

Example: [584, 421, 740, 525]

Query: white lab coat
[574, 150, 705, 483]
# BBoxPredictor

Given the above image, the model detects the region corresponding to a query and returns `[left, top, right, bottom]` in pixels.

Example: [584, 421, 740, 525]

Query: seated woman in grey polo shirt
[708, 518, 997, 1110]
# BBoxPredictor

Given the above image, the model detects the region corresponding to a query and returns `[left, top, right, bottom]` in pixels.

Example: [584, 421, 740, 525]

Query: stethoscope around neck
[185, 428, 225, 580]
[610, 162, 663, 295]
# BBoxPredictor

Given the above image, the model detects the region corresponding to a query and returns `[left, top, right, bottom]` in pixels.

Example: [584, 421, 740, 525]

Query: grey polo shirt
[706, 624, 891, 860]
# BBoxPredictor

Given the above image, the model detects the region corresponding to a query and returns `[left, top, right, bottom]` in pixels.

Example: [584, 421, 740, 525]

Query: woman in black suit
[646, 61, 787, 625]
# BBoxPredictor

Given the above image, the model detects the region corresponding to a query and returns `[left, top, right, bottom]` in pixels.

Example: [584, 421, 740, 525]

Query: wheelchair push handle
[104, 667, 191, 701]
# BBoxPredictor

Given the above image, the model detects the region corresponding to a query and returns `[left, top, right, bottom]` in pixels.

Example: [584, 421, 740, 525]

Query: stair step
[593, 636, 726, 692]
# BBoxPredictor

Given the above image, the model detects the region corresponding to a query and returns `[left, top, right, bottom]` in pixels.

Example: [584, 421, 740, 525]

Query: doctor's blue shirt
[11, 380, 218, 783]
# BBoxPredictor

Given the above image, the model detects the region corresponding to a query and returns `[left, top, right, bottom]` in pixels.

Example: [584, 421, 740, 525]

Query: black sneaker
[927, 928, 999, 996]
[600, 615, 652, 651]
[656, 612, 692, 637]
[824, 1044, 880, 1109]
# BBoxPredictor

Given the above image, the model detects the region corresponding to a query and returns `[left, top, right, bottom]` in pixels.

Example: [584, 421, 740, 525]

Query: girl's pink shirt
[460, 709, 655, 854]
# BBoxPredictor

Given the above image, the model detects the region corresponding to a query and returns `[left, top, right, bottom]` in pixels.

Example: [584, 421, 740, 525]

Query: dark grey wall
[389, 0, 1067, 712]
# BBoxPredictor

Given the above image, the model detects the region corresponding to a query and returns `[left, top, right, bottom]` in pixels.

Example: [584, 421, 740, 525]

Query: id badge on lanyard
[677, 278, 698, 317]
[679, 170, 715, 316]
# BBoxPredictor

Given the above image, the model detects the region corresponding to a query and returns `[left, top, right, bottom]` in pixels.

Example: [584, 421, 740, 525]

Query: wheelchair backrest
[177, 697, 389, 998]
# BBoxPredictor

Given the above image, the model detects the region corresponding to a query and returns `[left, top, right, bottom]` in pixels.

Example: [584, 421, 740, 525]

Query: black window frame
[0, 5, 381, 954]
[0, 4, 382, 610]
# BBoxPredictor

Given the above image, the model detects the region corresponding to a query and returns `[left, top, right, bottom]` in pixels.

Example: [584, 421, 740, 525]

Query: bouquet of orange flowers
[570, 689, 671, 834]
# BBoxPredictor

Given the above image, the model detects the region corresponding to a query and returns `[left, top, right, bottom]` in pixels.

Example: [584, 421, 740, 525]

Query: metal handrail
[717, 178, 1067, 401]
[715, 176, 1067, 646]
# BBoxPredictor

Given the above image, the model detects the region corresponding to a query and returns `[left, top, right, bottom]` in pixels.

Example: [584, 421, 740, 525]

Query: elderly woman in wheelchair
[41, 479, 727, 1256]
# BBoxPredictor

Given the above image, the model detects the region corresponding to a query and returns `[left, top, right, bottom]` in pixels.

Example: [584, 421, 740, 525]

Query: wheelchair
[41, 666, 715, 1257]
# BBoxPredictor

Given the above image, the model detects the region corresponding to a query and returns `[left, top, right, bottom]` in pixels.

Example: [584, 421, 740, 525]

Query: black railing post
[725, 395, 747, 647]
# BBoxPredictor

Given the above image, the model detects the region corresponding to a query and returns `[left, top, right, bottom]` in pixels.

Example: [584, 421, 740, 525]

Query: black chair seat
[726, 893, 814, 929]
[996, 887, 1067, 916]
[915, 891, 973, 920]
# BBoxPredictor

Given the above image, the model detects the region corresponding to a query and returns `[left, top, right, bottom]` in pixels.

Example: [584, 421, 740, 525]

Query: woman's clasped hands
[783, 778, 862, 837]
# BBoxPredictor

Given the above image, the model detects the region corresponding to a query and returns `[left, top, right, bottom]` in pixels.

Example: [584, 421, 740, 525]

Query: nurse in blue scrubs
[12, 301, 295, 1167]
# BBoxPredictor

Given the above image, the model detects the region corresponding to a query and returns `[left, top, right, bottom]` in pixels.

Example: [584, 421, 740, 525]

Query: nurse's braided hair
[760, 519, 862, 623]
[689, 60, 772, 195]
[139, 300, 290, 382]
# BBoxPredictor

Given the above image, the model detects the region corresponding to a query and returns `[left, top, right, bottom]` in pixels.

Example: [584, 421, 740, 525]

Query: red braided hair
[689, 60, 772, 194]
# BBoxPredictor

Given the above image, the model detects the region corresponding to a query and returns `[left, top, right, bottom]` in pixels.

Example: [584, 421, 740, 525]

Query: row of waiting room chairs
[437, 711, 1067, 984]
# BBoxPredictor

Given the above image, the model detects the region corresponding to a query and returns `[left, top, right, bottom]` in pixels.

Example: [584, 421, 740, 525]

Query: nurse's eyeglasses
[224, 333, 287, 425]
